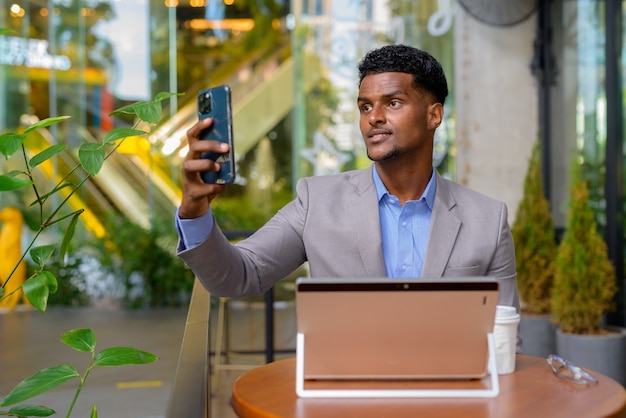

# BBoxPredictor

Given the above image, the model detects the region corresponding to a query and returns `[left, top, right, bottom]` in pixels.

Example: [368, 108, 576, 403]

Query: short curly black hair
[357, 44, 448, 105]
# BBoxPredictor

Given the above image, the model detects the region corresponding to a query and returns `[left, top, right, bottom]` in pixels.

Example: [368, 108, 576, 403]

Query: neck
[375, 162, 433, 205]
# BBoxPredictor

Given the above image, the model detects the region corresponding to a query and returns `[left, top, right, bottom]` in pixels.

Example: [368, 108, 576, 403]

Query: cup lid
[496, 305, 519, 319]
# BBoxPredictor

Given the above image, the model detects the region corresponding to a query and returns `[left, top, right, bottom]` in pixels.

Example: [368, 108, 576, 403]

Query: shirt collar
[372, 165, 437, 209]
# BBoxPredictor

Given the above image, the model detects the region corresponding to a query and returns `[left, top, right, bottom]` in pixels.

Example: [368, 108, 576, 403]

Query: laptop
[295, 277, 499, 381]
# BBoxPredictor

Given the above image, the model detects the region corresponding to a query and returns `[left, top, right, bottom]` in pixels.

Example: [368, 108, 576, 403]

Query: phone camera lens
[200, 93, 212, 114]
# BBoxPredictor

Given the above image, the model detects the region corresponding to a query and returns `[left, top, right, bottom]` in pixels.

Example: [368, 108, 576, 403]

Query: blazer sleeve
[490, 202, 521, 313]
[176, 168, 382, 297]
[176, 183, 310, 297]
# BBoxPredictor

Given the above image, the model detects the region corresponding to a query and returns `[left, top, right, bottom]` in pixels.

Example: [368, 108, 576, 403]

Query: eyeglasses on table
[547, 354, 599, 386]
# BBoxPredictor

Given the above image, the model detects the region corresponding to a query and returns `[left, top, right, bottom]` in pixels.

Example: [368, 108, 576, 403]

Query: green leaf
[108, 93, 181, 121]
[102, 128, 147, 145]
[0, 175, 32, 191]
[133, 101, 162, 125]
[0, 28, 16, 35]
[23, 116, 71, 134]
[154, 92, 184, 102]
[42, 271, 58, 294]
[0, 365, 79, 407]
[90, 404, 98, 418]
[94, 347, 158, 367]
[59, 212, 81, 263]
[22, 273, 53, 314]
[22, 277, 49, 314]
[29, 144, 67, 168]
[108, 100, 162, 124]
[0, 133, 26, 159]
[6, 404, 56, 416]
[60, 328, 96, 353]
[30, 245, 56, 268]
[78, 142, 105, 175]
[108, 102, 137, 117]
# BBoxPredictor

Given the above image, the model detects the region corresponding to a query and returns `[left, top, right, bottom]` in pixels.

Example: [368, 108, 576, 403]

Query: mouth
[367, 129, 392, 143]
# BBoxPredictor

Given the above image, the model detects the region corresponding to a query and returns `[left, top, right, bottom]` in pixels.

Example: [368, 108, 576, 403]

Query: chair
[211, 296, 265, 393]
[211, 264, 307, 393]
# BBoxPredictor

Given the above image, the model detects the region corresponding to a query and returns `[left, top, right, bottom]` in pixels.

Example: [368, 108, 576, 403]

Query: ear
[427, 102, 444, 130]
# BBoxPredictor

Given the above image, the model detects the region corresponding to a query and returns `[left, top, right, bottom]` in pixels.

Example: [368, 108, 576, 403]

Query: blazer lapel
[349, 166, 387, 277]
[421, 172, 461, 277]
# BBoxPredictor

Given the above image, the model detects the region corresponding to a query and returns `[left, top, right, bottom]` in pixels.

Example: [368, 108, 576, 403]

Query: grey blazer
[178, 166, 520, 314]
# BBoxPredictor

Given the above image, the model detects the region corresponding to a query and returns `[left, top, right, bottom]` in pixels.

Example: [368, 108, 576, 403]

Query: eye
[360, 103, 372, 113]
[389, 99, 400, 108]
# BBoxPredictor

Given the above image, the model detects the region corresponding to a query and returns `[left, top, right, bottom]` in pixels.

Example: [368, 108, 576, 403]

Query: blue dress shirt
[372, 166, 436, 278]
[176, 208, 213, 250]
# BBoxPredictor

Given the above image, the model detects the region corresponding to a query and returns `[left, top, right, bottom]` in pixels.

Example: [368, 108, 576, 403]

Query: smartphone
[197, 85, 235, 184]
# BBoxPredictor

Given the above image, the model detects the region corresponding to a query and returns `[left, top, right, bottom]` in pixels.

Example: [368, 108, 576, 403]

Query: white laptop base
[295, 332, 500, 398]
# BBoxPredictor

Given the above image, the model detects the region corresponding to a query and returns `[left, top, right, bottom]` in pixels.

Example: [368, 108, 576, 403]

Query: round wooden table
[232, 355, 626, 418]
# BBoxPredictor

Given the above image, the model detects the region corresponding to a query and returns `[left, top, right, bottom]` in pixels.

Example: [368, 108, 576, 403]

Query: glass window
[292, 0, 456, 180]
[551, 1, 606, 228]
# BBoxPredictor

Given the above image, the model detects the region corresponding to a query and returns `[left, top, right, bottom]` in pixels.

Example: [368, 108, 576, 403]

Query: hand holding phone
[197, 85, 235, 184]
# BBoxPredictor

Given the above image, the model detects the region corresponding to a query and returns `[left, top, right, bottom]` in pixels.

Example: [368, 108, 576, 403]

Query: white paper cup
[493, 305, 520, 374]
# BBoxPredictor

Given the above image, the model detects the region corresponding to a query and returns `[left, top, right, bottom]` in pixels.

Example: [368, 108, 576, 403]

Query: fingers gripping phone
[197, 85, 236, 184]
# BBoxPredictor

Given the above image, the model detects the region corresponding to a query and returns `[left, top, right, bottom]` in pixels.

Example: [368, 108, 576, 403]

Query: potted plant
[551, 158, 624, 385]
[0, 90, 180, 416]
[511, 141, 557, 356]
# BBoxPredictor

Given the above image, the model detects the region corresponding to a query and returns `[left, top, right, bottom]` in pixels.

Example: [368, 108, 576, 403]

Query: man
[176, 45, 520, 319]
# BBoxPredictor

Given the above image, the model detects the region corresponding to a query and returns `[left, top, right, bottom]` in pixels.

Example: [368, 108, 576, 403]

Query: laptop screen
[296, 277, 499, 380]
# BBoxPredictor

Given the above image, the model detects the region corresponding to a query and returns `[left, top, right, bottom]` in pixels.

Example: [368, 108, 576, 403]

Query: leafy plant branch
[0, 91, 182, 417]
[0, 328, 158, 418]
[0, 92, 180, 313]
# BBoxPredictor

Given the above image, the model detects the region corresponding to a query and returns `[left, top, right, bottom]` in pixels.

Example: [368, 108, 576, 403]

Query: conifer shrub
[511, 142, 556, 315]
[551, 159, 617, 334]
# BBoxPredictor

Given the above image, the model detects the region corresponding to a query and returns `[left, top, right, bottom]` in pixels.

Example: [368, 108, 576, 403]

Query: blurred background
[0, 0, 624, 326]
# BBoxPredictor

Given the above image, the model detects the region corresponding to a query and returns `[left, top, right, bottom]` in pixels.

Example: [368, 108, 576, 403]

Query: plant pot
[556, 327, 626, 386]
[520, 313, 556, 357]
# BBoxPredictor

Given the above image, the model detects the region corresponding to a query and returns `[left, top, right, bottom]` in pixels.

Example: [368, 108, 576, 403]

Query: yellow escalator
[35, 47, 322, 237]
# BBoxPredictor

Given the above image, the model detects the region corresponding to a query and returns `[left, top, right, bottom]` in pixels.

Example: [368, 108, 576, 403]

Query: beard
[367, 144, 400, 162]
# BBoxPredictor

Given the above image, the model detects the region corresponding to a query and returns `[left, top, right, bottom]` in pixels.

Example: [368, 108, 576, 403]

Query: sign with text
[0, 35, 71, 71]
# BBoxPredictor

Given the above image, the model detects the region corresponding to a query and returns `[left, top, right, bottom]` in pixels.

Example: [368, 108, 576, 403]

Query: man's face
[357, 72, 441, 163]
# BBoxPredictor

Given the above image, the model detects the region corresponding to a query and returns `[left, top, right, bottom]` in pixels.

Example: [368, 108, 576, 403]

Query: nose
[368, 105, 384, 126]
[368, 109, 384, 126]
